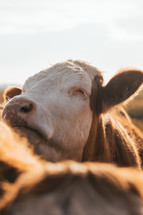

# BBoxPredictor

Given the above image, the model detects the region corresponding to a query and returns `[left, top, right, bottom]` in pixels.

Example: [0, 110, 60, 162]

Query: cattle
[0, 122, 44, 203]
[0, 122, 142, 215]
[1, 164, 143, 215]
[0, 122, 43, 184]
[2, 60, 143, 168]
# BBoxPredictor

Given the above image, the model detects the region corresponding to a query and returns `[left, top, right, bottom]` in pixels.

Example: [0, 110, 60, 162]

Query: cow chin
[14, 126, 66, 162]
[15, 126, 44, 143]
[14, 126, 48, 152]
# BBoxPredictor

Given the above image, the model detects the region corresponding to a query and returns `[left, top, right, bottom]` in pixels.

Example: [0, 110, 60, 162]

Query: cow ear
[3, 86, 22, 102]
[97, 69, 143, 114]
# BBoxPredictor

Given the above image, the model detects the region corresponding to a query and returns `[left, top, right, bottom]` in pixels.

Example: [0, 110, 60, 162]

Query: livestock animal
[2, 60, 143, 168]
[0, 122, 43, 186]
[1, 163, 143, 215]
[0, 122, 143, 215]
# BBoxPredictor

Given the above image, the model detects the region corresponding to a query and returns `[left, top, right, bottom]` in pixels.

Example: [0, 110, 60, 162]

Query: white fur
[13, 60, 101, 161]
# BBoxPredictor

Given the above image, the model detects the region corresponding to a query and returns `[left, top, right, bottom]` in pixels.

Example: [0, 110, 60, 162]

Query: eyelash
[75, 89, 85, 95]
[71, 88, 87, 97]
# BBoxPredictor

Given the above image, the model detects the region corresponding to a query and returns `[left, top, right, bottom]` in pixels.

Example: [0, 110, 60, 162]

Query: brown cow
[0, 122, 44, 201]
[1, 162, 143, 215]
[2, 60, 143, 168]
[0, 122, 142, 215]
[0, 122, 41, 212]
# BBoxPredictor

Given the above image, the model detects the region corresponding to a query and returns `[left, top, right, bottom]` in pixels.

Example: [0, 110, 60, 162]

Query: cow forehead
[23, 60, 101, 91]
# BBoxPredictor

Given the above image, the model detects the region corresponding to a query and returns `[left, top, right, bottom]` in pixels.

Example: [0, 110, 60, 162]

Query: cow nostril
[20, 103, 33, 113]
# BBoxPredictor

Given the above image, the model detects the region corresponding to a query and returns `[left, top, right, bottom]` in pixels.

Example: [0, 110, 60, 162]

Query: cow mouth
[13, 125, 47, 145]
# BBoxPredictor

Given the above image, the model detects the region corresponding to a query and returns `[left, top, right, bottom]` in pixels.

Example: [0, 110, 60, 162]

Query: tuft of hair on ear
[3, 86, 22, 102]
[96, 68, 143, 114]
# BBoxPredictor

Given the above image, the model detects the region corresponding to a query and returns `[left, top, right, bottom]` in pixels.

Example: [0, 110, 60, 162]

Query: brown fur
[0, 162, 143, 215]
[0, 123, 44, 198]
[82, 109, 143, 168]
[82, 68, 143, 169]
[3, 86, 22, 102]
[0, 104, 3, 118]
[0, 122, 142, 214]
[97, 69, 143, 114]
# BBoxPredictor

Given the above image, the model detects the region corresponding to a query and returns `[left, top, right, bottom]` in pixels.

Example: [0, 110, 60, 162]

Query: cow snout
[2, 98, 36, 127]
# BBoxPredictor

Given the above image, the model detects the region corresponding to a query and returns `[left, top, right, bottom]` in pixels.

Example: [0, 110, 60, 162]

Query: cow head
[2, 60, 143, 162]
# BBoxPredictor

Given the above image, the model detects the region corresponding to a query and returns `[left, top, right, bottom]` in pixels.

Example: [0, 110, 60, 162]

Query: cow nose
[19, 102, 33, 114]
[2, 98, 36, 125]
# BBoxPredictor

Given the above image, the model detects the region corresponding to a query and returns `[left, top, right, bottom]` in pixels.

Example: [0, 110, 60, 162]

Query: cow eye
[72, 88, 87, 98]
[76, 89, 85, 95]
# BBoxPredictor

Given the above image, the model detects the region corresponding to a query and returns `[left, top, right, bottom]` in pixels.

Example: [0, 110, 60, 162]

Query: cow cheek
[56, 109, 92, 159]
[78, 111, 93, 144]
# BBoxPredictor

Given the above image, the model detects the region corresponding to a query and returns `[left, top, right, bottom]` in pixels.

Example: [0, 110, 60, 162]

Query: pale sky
[0, 0, 143, 85]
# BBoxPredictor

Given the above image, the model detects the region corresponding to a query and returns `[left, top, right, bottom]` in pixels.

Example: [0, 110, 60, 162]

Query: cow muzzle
[2, 98, 36, 128]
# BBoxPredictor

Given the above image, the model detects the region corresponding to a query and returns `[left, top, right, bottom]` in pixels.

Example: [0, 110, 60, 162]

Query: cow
[0, 122, 143, 215]
[1, 162, 143, 215]
[0, 122, 43, 181]
[2, 60, 143, 168]
[0, 122, 44, 200]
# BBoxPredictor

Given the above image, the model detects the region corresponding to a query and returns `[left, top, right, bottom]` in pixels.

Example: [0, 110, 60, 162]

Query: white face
[6, 61, 101, 161]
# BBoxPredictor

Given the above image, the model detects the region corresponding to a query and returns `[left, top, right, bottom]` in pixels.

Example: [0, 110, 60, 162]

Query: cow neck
[82, 112, 141, 169]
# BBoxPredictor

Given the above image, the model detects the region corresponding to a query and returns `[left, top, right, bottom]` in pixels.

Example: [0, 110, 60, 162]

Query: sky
[0, 0, 143, 86]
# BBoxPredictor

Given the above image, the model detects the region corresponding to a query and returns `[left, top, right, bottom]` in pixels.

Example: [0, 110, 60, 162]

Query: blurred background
[0, 0, 143, 130]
